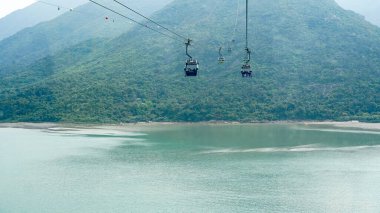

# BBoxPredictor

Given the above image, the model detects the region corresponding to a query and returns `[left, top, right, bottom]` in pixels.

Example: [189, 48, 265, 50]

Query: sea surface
[1, 124, 380, 212]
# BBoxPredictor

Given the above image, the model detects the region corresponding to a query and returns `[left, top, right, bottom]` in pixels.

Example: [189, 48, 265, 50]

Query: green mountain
[0, 0, 173, 72]
[1, 0, 380, 123]
[0, 0, 87, 41]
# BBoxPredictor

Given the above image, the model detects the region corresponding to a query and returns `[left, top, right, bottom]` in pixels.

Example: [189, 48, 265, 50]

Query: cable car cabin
[184, 59, 199, 77]
[227, 47, 232, 53]
[241, 64, 252, 78]
[218, 57, 225, 64]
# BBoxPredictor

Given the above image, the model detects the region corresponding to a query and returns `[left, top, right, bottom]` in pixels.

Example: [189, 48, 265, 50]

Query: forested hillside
[1, 0, 380, 123]
[0, 0, 173, 72]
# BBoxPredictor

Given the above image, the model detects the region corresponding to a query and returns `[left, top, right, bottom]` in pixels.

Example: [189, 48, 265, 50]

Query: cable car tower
[241, 0, 252, 78]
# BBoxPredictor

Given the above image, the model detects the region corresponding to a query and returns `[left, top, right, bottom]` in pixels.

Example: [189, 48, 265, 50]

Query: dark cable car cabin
[184, 59, 199, 76]
[184, 39, 199, 77]
[218, 57, 225, 64]
[241, 63, 252, 78]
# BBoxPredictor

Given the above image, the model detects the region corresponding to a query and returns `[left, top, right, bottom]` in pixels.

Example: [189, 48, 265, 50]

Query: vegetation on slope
[0, 0, 173, 72]
[1, 0, 380, 123]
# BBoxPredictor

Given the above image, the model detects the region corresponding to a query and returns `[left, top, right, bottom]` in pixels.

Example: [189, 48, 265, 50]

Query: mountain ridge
[1, 0, 379, 122]
[0, 0, 87, 41]
[0, 0, 173, 73]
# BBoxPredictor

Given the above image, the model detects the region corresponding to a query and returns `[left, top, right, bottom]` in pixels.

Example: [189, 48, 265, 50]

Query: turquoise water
[1, 124, 380, 212]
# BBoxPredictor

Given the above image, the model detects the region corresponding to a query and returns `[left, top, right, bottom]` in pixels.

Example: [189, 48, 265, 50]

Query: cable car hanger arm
[245, 47, 251, 63]
[185, 39, 193, 59]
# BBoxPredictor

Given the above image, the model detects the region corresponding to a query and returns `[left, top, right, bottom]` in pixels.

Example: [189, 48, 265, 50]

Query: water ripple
[200, 144, 380, 154]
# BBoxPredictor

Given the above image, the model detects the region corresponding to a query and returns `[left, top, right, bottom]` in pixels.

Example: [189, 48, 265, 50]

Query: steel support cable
[38, 0, 60, 8]
[38, 1, 81, 13]
[231, 0, 241, 42]
[113, 0, 188, 41]
[205, 0, 240, 53]
[89, 0, 183, 43]
[244, 0, 251, 63]
[197, 3, 226, 52]
[38, 0, 107, 18]
[210, 0, 242, 48]
[246, 0, 248, 49]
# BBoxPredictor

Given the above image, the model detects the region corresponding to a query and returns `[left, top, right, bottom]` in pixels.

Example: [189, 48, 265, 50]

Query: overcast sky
[0, 0, 35, 19]
[335, 0, 380, 26]
[1, 0, 380, 25]
[335, 0, 377, 10]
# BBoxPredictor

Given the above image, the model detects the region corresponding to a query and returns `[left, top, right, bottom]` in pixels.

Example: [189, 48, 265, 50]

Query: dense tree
[1, 0, 380, 123]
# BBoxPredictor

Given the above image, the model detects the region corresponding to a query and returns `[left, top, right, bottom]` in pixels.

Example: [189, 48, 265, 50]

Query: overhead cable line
[245, 0, 249, 50]
[113, 0, 188, 41]
[90, 0, 199, 77]
[223, 0, 241, 54]
[231, 0, 241, 43]
[37, 0, 110, 19]
[38, 0, 77, 12]
[38, 0, 61, 8]
[89, 0, 183, 43]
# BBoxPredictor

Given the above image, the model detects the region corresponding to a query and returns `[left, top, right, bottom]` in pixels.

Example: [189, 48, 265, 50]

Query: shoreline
[302, 121, 380, 131]
[1, 121, 380, 131]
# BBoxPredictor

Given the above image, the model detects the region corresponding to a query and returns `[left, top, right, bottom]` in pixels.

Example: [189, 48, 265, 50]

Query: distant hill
[1, 0, 380, 123]
[0, 0, 87, 41]
[0, 0, 173, 72]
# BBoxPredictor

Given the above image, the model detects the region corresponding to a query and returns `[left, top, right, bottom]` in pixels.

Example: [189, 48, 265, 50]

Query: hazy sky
[0, 0, 36, 19]
[335, 0, 376, 10]
[1, 0, 380, 25]
[335, 0, 380, 26]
